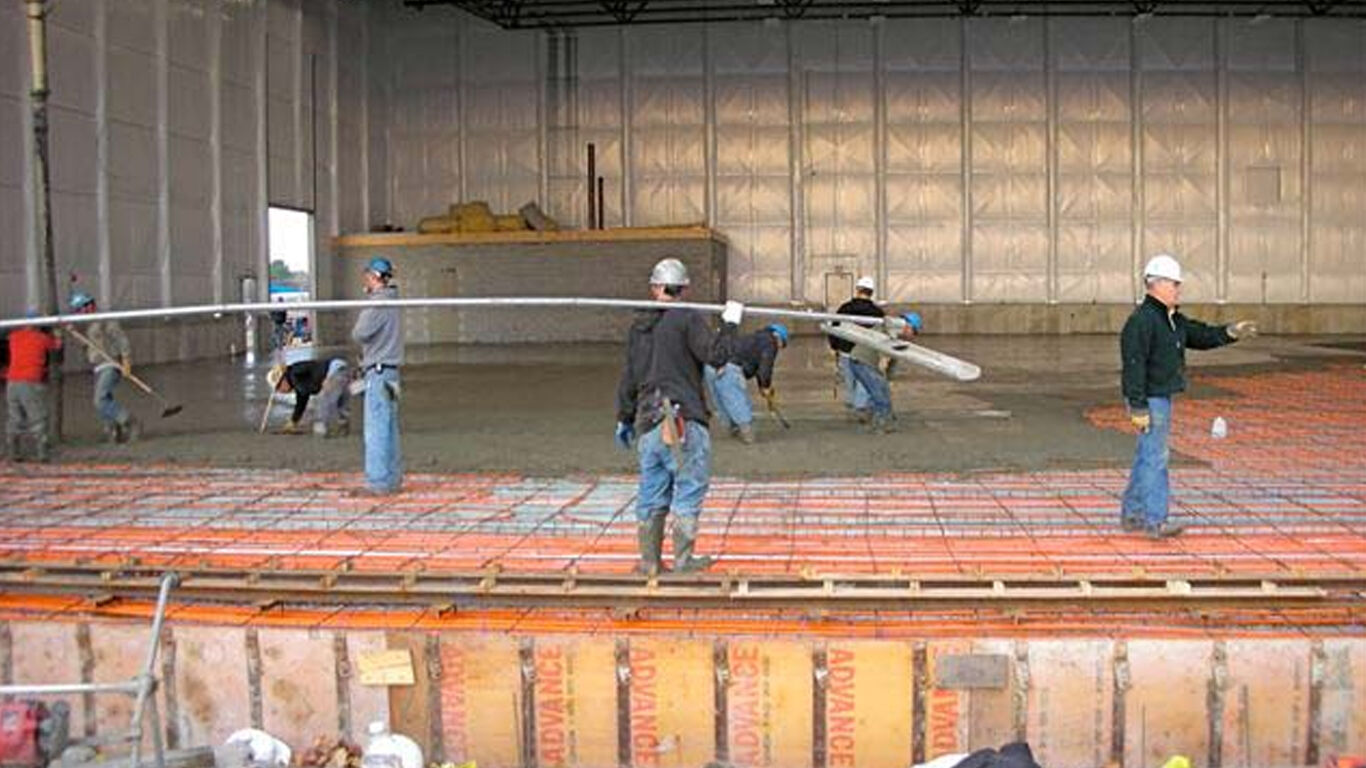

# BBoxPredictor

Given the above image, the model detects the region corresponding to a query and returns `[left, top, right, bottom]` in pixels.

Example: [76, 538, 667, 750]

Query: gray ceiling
[402, 1, 1366, 29]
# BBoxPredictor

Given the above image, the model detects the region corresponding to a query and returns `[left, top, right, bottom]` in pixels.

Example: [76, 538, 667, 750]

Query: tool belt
[643, 390, 686, 446]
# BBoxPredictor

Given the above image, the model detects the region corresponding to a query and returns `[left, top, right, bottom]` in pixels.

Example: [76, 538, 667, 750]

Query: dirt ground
[46, 333, 1365, 478]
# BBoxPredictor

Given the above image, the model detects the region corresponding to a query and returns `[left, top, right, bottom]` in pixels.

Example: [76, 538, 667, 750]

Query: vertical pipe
[587, 142, 596, 228]
[786, 22, 806, 302]
[1215, 18, 1229, 303]
[873, 19, 888, 299]
[156, 0, 171, 310]
[597, 176, 605, 229]
[209, 2, 224, 304]
[619, 27, 633, 228]
[1130, 19, 1146, 301]
[1045, 18, 1059, 305]
[703, 25, 717, 229]
[960, 16, 973, 304]
[1297, 19, 1312, 302]
[26, 0, 61, 438]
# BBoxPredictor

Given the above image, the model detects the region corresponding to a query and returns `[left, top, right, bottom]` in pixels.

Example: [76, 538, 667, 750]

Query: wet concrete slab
[41, 334, 1366, 478]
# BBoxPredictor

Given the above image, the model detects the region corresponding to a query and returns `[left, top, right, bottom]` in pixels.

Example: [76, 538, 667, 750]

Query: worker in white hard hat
[615, 256, 742, 574]
[1120, 253, 1259, 539]
[827, 276, 897, 432]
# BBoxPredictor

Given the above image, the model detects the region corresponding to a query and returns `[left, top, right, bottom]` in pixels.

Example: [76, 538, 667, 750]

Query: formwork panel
[1223, 640, 1308, 768]
[926, 641, 972, 760]
[9, 622, 86, 735]
[727, 640, 812, 768]
[826, 642, 912, 768]
[344, 632, 392, 743]
[1025, 641, 1113, 768]
[90, 624, 154, 739]
[532, 637, 618, 768]
[259, 630, 341, 750]
[1125, 641, 1211, 768]
[1322, 640, 1366, 760]
[171, 626, 251, 749]
[629, 638, 715, 768]
[440, 635, 521, 768]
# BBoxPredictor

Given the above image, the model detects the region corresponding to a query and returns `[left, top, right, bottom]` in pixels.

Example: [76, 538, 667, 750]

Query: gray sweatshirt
[85, 321, 131, 372]
[351, 285, 404, 367]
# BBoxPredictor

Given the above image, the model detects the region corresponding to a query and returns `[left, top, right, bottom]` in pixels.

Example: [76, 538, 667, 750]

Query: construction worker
[615, 257, 741, 574]
[1121, 253, 1258, 539]
[267, 357, 352, 437]
[704, 323, 788, 444]
[5, 311, 62, 462]
[69, 292, 141, 443]
[829, 276, 883, 420]
[352, 257, 403, 495]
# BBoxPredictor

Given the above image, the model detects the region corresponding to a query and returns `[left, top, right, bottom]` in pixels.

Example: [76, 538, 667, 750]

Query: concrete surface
[43, 333, 1366, 477]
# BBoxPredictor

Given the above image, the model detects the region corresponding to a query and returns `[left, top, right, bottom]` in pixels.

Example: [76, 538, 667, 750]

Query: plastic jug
[1211, 416, 1228, 439]
[362, 721, 423, 768]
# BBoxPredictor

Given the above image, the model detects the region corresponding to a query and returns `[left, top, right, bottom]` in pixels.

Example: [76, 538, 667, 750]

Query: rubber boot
[6, 435, 23, 463]
[671, 516, 713, 573]
[633, 510, 667, 575]
[34, 434, 51, 464]
[123, 417, 142, 443]
[736, 423, 756, 445]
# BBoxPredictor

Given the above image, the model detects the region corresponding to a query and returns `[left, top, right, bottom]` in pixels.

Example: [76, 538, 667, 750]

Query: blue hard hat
[767, 323, 789, 346]
[69, 291, 95, 310]
[365, 257, 394, 276]
[902, 312, 923, 332]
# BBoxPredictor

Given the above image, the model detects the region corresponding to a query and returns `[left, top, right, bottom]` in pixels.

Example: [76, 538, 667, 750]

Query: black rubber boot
[6, 436, 23, 463]
[671, 516, 713, 573]
[634, 510, 667, 575]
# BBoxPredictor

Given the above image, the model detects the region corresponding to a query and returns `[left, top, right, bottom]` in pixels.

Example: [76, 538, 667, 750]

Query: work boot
[103, 423, 120, 444]
[671, 516, 713, 573]
[634, 511, 667, 575]
[1120, 515, 1144, 532]
[736, 423, 756, 445]
[1145, 521, 1185, 540]
[122, 418, 142, 444]
[871, 413, 896, 434]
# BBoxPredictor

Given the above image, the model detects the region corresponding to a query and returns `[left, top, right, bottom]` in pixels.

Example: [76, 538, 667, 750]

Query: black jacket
[720, 328, 781, 389]
[1121, 294, 1234, 410]
[617, 307, 736, 429]
[284, 358, 338, 423]
[827, 297, 885, 353]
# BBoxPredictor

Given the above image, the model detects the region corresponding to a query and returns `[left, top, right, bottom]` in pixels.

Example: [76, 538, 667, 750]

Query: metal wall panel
[385, 5, 461, 229]
[627, 27, 706, 227]
[1306, 21, 1366, 304]
[463, 24, 540, 216]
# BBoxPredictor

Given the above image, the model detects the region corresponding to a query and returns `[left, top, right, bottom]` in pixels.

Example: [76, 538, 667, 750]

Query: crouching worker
[615, 257, 741, 574]
[267, 358, 352, 437]
[705, 323, 788, 444]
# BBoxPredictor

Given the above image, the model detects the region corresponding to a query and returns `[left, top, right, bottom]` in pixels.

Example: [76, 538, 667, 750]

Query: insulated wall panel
[711, 23, 791, 302]
[884, 19, 962, 303]
[463, 24, 540, 216]
[970, 19, 1048, 303]
[798, 23, 877, 304]
[385, 5, 461, 229]
[628, 27, 706, 226]
[1306, 21, 1366, 304]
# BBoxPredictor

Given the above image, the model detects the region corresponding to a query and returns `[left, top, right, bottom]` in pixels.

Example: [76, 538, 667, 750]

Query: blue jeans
[704, 363, 753, 429]
[846, 358, 892, 418]
[1122, 396, 1171, 527]
[838, 354, 871, 411]
[363, 367, 402, 492]
[635, 419, 711, 522]
[94, 367, 129, 428]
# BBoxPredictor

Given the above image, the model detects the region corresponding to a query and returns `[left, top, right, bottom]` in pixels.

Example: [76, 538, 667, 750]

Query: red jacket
[4, 328, 61, 383]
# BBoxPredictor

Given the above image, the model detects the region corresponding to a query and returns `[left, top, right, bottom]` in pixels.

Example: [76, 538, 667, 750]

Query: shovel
[65, 326, 183, 418]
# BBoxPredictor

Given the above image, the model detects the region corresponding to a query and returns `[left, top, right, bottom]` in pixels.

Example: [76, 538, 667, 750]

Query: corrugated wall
[375, 9, 1366, 307]
[0, 0, 371, 359]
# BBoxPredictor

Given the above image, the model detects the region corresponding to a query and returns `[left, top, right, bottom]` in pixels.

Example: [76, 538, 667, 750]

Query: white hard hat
[855, 275, 875, 292]
[649, 257, 690, 287]
[1143, 253, 1183, 283]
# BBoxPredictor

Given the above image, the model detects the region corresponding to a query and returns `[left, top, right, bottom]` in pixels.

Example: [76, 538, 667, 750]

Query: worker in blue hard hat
[350, 255, 403, 495]
[69, 291, 141, 444]
[704, 322, 788, 444]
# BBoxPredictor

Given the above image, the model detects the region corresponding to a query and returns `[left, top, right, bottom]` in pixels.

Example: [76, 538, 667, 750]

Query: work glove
[1227, 320, 1259, 340]
[1129, 410, 1151, 433]
[614, 421, 635, 450]
[721, 300, 745, 326]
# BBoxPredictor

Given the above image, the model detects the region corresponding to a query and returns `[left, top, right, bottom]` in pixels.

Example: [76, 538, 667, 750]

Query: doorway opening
[267, 207, 314, 362]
